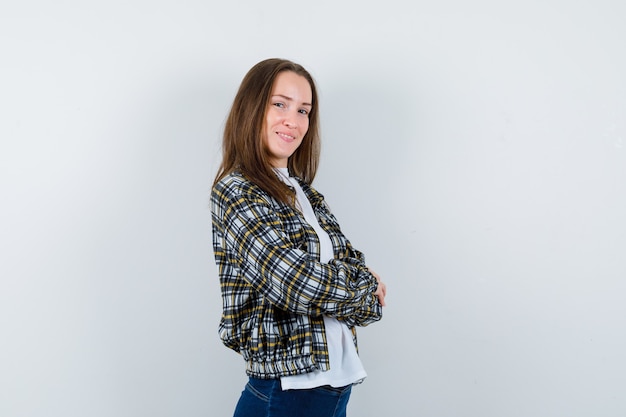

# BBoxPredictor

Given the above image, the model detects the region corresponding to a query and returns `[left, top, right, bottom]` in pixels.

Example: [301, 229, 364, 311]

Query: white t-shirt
[276, 168, 367, 390]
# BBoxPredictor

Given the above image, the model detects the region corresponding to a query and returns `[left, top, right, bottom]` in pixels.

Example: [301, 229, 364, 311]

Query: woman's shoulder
[213, 171, 246, 190]
[212, 171, 270, 203]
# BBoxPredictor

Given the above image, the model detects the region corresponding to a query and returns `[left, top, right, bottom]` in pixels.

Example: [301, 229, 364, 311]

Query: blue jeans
[233, 377, 352, 417]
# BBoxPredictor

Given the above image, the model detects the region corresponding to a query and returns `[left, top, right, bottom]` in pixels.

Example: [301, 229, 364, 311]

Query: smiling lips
[276, 131, 296, 142]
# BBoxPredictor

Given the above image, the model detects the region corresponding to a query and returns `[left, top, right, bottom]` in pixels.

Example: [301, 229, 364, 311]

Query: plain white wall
[1, 1, 625, 416]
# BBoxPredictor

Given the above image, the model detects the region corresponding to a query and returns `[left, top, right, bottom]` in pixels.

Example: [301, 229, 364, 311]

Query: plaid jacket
[211, 171, 382, 379]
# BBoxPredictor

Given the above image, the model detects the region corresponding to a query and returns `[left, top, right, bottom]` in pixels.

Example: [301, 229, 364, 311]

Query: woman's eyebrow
[272, 94, 312, 107]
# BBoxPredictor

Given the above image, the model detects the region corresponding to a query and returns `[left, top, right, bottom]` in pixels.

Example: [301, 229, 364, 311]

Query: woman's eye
[298, 109, 309, 115]
[273, 102, 285, 108]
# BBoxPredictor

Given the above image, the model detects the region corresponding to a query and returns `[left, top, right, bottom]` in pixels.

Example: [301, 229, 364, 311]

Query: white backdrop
[1, 1, 625, 416]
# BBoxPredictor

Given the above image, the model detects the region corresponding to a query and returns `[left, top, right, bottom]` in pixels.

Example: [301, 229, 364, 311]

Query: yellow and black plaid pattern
[211, 172, 382, 379]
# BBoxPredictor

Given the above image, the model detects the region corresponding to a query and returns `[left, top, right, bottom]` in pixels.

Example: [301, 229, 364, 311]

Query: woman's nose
[283, 115, 297, 128]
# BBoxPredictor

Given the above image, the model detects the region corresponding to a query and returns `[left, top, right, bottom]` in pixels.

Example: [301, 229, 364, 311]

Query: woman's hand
[368, 268, 387, 307]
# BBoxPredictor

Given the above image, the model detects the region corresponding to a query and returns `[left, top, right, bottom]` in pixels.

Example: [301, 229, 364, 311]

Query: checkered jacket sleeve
[212, 174, 381, 324]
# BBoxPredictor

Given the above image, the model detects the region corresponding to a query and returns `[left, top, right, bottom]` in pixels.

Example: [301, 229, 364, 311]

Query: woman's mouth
[276, 132, 296, 142]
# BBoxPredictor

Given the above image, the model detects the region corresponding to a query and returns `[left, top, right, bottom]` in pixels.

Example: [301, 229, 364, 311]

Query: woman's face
[263, 71, 312, 168]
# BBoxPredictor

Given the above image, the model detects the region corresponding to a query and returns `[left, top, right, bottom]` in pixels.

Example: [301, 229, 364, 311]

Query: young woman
[211, 58, 386, 417]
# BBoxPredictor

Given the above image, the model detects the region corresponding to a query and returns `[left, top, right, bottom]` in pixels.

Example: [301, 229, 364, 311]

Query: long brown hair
[213, 58, 321, 206]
